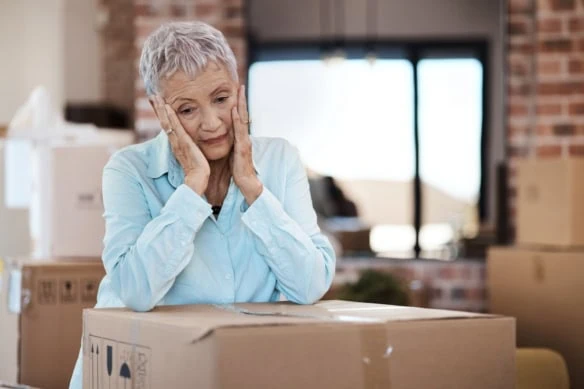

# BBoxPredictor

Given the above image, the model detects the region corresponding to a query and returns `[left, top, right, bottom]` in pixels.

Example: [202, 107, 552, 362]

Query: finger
[238, 85, 249, 124]
[163, 105, 180, 153]
[153, 96, 171, 131]
[164, 105, 189, 143]
[232, 106, 245, 142]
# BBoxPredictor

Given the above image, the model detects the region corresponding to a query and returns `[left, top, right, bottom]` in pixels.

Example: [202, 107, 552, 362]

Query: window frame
[247, 38, 490, 258]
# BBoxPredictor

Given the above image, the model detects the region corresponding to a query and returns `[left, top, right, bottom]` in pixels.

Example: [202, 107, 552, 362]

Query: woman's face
[160, 63, 238, 161]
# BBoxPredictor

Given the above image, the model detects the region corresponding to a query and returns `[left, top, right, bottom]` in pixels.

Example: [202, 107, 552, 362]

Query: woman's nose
[200, 108, 221, 131]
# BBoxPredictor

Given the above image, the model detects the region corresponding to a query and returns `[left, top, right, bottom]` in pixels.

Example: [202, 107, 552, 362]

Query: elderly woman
[68, 20, 335, 388]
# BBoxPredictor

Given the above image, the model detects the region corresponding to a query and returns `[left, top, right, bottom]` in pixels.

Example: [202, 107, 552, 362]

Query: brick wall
[508, 0, 584, 234]
[133, 0, 247, 140]
[101, 0, 136, 125]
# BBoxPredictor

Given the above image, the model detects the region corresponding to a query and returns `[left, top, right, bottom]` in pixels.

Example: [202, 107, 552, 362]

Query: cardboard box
[488, 246, 584, 389]
[3, 130, 134, 258]
[30, 141, 130, 258]
[516, 158, 584, 247]
[82, 300, 514, 389]
[0, 258, 105, 389]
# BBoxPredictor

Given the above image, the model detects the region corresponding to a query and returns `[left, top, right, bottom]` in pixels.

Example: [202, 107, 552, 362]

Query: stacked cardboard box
[2, 129, 134, 259]
[488, 158, 584, 389]
[82, 300, 515, 389]
[0, 258, 105, 389]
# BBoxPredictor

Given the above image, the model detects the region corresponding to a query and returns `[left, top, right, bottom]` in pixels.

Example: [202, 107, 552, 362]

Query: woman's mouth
[202, 133, 228, 146]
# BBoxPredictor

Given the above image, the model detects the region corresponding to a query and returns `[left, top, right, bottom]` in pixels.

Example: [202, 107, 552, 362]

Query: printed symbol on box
[38, 279, 57, 304]
[81, 278, 99, 302]
[88, 336, 102, 389]
[89, 336, 116, 389]
[107, 345, 114, 388]
[89, 335, 151, 389]
[60, 279, 78, 303]
[118, 343, 151, 389]
[77, 189, 102, 210]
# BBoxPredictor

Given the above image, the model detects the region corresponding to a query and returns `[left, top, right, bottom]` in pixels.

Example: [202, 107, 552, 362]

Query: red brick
[553, 123, 576, 135]
[225, 0, 244, 7]
[195, 3, 220, 18]
[135, 4, 154, 17]
[510, 0, 534, 13]
[569, 144, 584, 155]
[221, 24, 245, 38]
[509, 102, 529, 115]
[568, 58, 584, 74]
[136, 23, 160, 41]
[541, 0, 576, 11]
[568, 16, 584, 32]
[508, 40, 534, 54]
[170, 3, 187, 17]
[538, 17, 563, 34]
[224, 4, 243, 19]
[577, 38, 584, 52]
[538, 81, 583, 95]
[536, 124, 554, 135]
[508, 146, 528, 160]
[508, 20, 529, 35]
[537, 102, 562, 115]
[537, 144, 562, 157]
[510, 59, 529, 76]
[508, 161, 519, 177]
[538, 59, 562, 75]
[509, 124, 529, 136]
[508, 82, 531, 96]
[539, 38, 573, 53]
[569, 102, 584, 114]
[102, 0, 136, 125]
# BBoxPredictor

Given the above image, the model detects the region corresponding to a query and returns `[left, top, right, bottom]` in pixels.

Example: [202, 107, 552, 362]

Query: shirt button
[225, 274, 232, 280]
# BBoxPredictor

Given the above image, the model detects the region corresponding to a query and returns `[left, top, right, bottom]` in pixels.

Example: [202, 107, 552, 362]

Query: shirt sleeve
[241, 142, 336, 304]
[101, 158, 212, 312]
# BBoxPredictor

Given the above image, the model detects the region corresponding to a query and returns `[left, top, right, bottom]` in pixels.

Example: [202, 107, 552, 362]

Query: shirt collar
[146, 131, 183, 188]
[147, 131, 261, 188]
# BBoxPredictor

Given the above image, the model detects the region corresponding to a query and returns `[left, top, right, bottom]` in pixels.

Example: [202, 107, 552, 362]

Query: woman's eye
[216, 96, 228, 104]
[180, 107, 195, 115]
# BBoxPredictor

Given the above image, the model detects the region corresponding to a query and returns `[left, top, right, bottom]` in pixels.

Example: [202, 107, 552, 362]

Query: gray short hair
[139, 21, 238, 96]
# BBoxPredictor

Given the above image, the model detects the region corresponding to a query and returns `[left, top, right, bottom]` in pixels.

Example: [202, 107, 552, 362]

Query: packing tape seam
[360, 324, 392, 389]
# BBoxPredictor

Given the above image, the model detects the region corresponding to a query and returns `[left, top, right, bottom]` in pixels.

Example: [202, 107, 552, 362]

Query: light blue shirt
[69, 132, 335, 388]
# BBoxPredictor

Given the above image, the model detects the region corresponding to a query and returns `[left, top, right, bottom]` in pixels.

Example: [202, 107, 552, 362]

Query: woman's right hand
[151, 96, 210, 195]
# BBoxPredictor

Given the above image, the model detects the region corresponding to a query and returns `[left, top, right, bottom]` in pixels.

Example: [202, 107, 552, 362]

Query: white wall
[249, 0, 505, 225]
[0, 0, 103, 125]
[64, 0, 103, 104]
[0, 0, 65, 124]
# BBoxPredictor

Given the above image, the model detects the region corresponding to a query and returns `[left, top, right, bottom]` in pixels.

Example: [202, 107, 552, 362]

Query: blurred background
[1, 1, 584, 387]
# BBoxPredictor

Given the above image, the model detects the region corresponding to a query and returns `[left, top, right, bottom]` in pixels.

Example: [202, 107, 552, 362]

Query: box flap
[86, 300, 498, 343]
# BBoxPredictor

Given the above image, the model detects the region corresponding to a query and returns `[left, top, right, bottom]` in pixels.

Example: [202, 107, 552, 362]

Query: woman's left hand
[231, 85, 263, 205]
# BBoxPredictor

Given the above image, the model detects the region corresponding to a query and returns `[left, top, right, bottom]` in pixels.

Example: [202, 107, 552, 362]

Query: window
[418, 58, 484, 258]
[248, 43, 487, 259]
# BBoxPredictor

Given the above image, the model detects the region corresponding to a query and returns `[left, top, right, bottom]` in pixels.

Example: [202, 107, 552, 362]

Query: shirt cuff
[162, 184, 212, 229]
[241, 188, 287, 247]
